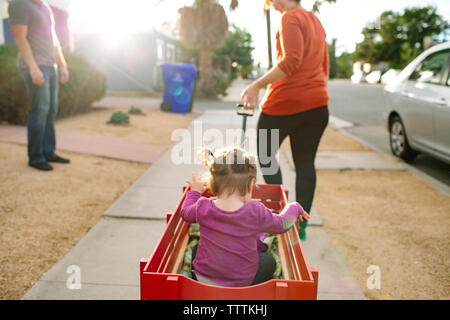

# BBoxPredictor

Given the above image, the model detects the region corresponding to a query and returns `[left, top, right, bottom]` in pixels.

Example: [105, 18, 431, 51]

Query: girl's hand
[186, 173, 206, 193]
[298, 210, 310, 222]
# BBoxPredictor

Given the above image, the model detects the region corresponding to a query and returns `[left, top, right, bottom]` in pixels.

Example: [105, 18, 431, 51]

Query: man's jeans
[21, 65, 59, 165]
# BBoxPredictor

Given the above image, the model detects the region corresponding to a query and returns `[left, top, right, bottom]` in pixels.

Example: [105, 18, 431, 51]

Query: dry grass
[0, 106, 200, 300]
[0, 144, 149, 299]
[282, 126, 449, 299]
[56, 106, 199, 147]
[314, 170, 450, 300]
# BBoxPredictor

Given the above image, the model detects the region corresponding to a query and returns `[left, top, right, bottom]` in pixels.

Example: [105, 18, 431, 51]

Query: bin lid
[161, 63, 197, 76]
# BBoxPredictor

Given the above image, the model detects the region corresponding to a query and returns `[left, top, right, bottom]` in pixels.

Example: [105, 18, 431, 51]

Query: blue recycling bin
[161, 64, 198, 114]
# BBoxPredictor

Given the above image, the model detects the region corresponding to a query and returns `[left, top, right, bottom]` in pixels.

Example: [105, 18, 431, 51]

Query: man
[9, 0, 70, 171]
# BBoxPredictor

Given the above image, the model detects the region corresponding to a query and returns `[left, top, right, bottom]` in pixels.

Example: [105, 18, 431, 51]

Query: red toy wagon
[140, 184, 318, 300]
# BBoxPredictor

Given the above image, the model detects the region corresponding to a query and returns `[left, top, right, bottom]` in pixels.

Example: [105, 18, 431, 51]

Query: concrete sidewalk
[21, 79, 381, 300]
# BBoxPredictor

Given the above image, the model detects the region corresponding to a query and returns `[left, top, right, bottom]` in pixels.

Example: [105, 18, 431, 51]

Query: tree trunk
[198, 47, 216, 98]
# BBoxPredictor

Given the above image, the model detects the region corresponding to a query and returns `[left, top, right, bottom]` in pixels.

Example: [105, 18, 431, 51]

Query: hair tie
[198, 147, 215, 168]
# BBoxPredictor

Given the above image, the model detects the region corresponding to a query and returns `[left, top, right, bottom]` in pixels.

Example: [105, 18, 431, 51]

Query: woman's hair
[199, 146, 257, 197]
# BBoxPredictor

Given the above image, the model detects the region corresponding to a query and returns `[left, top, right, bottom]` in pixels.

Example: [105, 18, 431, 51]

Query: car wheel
[389, 116, 418, 163]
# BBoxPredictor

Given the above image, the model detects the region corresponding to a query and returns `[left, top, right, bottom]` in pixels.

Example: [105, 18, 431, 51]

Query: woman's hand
[240, 66, 287, 109]
[240, 82, 261, 109]
[186, 173, 206, 193]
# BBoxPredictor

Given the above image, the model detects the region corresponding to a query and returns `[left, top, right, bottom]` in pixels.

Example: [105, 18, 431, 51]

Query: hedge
[0, 45, 106, 125]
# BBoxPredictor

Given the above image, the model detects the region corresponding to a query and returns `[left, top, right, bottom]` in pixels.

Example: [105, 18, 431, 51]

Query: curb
[337, 126, 450, 197]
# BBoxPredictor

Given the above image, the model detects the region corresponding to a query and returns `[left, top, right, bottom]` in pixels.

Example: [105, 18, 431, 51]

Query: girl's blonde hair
[199, 146, 257, 197]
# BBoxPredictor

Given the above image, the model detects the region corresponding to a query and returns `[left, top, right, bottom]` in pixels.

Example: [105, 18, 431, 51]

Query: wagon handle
[236, 103, 254, 147]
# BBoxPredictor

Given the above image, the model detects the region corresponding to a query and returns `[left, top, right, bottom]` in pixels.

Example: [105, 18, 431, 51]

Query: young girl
[181, 146, 310, 287]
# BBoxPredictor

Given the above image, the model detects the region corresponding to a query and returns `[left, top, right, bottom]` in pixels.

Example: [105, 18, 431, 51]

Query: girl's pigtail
[198, 147, 215, 168]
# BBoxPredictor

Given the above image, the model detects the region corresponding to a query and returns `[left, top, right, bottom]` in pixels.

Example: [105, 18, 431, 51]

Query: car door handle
[401, 90, 413, 98]
[436, 98, 447, 107]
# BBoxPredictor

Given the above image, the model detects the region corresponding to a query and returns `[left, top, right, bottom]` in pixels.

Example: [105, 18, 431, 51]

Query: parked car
[383, 42, 450, 164]
[366, 70, 382, 84]
[351, 71, 366, 84]
[381, 69, 401, 85]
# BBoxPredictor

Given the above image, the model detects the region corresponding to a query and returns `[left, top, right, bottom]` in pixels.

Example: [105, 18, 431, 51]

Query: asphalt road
[328, 79, 450, 187]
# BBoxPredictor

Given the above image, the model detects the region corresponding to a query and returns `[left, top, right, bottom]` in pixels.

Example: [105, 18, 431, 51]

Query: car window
[409, 49, 450, 85]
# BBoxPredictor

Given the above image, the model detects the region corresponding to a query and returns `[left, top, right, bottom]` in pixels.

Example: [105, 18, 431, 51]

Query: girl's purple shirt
[180, 190, 303, 287]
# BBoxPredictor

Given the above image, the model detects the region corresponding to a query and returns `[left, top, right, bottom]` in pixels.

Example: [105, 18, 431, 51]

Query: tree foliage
[355, 6, 449, 68]
[328, 38, 337, 78]
[328, 38, 354, 79]
[213, 24, 255, 78]
[311, 0, 336, 14]
[335, 52, 354, 78]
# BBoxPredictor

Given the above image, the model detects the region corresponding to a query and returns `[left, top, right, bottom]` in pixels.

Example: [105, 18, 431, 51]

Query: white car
[384, 42, 450, 164]
[381, 69, 401, 85]
[366, 70, 382, 84]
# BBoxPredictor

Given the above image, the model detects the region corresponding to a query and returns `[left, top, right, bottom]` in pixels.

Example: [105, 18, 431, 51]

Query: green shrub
[58, 50, 107, 119]
[128, 106, 143, 115]
[213, 69, 230, 97]
[0, 45, 107, 125]
[0, 45, 29, 124]
[108, 111, 129, 124]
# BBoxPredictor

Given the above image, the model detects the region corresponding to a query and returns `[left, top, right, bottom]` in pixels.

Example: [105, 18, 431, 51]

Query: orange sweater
[260, 8, 329, 116]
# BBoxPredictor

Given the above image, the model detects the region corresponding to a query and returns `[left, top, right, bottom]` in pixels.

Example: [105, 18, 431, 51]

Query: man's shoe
[29, 162, 53, 171]
[46, 154, 70, 164]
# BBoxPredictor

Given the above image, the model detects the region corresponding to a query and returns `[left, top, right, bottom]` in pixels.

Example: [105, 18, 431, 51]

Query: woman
[241, 0, 329, 240]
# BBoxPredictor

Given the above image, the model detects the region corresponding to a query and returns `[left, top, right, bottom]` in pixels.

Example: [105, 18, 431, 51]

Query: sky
[70, 0, 450, 68]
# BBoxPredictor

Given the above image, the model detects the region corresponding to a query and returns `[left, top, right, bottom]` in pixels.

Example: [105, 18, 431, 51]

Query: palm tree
[178, 1, 229, 98]
[175, 0, 336, 98]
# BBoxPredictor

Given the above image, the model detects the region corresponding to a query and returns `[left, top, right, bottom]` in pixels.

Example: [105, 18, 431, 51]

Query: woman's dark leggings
[257, 106, 329, 213]
[192, 244, 276, 285]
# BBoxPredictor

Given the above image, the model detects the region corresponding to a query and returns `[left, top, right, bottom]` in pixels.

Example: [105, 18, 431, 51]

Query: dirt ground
[284, 127, 449, 300]
[56, 106, 198, 147]
[0, 106, 198, 300]
[314, 170, 450, 300]
[1, 105, 449, 300]
[0, 144, 148, 300]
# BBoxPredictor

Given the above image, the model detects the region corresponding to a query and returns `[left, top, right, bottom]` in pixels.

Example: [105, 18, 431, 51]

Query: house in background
[1, 0, 10, 45]
[1, 0, 13, 45]
[74, 28, 180, 92]
[1, 0, 180, 92]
